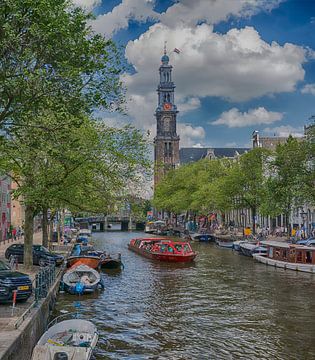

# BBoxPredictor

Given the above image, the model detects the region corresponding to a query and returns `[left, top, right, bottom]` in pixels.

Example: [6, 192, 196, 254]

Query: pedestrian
[12, 228, 17, 241]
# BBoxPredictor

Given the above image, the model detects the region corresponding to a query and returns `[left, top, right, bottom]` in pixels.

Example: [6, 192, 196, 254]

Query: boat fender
[74, 282, 85, 294]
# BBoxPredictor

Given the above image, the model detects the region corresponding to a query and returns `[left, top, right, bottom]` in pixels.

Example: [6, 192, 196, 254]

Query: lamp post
[240, 212, 245, 237]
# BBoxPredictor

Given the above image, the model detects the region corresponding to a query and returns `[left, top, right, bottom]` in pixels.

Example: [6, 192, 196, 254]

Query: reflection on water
[53, 231, 315, 359]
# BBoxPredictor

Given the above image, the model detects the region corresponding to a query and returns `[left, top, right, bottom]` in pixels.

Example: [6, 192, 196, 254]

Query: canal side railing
[13, 244, 74, 329]
[14, 263, 63, 329]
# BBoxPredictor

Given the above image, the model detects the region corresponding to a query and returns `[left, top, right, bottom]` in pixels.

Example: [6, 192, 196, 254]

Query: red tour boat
[128, 238, 197, 263]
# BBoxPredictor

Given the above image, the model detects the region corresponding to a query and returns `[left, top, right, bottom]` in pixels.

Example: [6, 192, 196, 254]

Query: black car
[0, 260, 32, 303]
[5, 244, 64, 266]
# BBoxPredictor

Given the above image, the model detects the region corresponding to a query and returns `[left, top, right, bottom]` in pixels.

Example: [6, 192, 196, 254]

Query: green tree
[0, 0, 131, 267]
[0, 0, 124, 131]
[262, 136, 312, 235]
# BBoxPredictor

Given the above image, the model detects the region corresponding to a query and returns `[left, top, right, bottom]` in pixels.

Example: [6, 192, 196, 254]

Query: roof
[179, 147, 249, 164]
[261, 241, 315, 250]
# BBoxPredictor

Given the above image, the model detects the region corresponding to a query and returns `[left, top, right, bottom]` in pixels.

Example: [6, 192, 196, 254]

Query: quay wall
[0, 270, 63, 360]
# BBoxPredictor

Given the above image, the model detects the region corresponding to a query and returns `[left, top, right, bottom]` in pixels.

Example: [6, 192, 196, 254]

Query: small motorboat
[31, 318, 98, 360]
[63, 263, 104, 295]
[67, 255, 100, 269]
[191, 232, 214, 242]
[215, 237, 234, 248]
[128, 238, 197, 263]
[99, 254, 123, 270]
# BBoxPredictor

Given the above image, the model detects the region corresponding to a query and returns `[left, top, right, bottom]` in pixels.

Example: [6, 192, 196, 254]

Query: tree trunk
[252, 207, 256, 235]
[42, 207, 49, 248]
[24, 205, 34, 269]
[61, 208, 65, 241]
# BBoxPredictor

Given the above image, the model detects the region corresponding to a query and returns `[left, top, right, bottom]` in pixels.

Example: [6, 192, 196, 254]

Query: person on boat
[174, 244, 182, 254]
[152, 244, 160, 253]
[168, 246, 174, 253]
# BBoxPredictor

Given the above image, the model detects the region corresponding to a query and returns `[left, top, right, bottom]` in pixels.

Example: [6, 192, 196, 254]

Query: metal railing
[34, 264, 56, 303]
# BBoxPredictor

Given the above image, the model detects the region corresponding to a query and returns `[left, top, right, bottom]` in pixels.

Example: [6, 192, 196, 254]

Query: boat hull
[99, 258, 122, 269]
[192, 234, 214, 242]
[128, 244, 196, 263]
[253, 254, 315, 273]
[63, 264, 103, 295]
[32, 319, 98, 360]
[215, 239, 234, 248]
[67, 256, 100, 269]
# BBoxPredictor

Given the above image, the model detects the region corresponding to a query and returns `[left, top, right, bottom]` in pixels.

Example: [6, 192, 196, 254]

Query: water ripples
[53, 231, 315, 359]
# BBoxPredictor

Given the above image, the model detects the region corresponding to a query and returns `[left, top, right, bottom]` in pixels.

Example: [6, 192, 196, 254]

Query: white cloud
[92, 0, 158, 37]
[301, 83, 315, 95]
[263, 125, 304, 137]
[212, 107, 283, 127]
[123, 23, 305, 108]
[160, 0, 282, 28]
[177, 97, 201, 113]
[72, 0, 101, 11]
[91, 0, 283, 37]
[178, 123, 206, 147]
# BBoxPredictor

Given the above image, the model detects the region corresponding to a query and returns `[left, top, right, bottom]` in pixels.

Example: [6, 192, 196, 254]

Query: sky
[74, 0, 315, 149]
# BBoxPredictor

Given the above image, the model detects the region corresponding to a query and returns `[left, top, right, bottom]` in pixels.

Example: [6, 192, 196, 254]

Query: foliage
[261, 136, 313, 224]
[0, 0, 124, 133]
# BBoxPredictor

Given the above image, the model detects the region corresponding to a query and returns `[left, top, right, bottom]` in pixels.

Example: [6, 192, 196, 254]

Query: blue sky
[77, 0, 315, 148]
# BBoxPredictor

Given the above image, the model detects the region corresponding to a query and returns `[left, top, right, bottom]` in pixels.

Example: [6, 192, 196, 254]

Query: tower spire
[164, 40, 167, 55]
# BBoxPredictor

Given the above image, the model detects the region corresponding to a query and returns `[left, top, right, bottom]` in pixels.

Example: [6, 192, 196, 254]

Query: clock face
[163, 116, 171, 131]
[163, 103, 172, 110]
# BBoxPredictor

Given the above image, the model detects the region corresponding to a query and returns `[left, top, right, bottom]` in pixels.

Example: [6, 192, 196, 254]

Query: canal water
[54, 231, 315, 360]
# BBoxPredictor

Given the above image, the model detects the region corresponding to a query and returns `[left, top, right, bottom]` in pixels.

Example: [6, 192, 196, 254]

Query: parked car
[296, 238, 315, 246]
[5, 244, 64, 266]
[0, 260, 32, 303]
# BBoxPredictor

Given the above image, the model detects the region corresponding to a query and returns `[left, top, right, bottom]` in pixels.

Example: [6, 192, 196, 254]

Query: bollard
[11, 290, 17, 316]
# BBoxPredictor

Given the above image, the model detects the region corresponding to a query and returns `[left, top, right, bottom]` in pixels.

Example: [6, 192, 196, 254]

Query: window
[296, 251, 303, 263]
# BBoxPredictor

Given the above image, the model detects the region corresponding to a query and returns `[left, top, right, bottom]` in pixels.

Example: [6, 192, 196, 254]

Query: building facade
[154, 50, 180, 188]
[0, 176, 11, 240]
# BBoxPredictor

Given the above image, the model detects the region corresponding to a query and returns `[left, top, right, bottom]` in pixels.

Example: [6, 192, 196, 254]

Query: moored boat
[128, 238, 197, 263]
[239, 242, 258, 257]
[232, 240, 246, 251]
[31, 318, 98, 360]
[215, 237, 234, 248]
[191, 233, 214, 242]
[253, 241, 315, 273]
[67, 255, 100, 269]
[63, 263, 104, 294]
[99, 254, 123, 270]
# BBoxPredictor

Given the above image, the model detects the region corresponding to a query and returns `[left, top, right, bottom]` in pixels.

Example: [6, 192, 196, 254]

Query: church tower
[154, 48, 180, 188]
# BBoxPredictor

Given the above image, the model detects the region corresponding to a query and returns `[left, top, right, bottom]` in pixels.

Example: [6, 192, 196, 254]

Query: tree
[0, 0, 124, 131]
[0, 0, 133, 267]
[261, 136, 312, 235]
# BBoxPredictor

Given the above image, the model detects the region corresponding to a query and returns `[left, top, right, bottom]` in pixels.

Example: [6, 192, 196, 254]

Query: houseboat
[128, 238, 197, 263]
[239, 242, 267, 257]
[253, 241, 315, 273]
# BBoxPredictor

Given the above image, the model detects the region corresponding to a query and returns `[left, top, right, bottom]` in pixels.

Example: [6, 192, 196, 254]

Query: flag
[173, 48, 181, 54]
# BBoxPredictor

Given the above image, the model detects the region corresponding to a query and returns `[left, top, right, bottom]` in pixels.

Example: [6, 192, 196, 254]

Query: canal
[53, 231, 315, 360]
